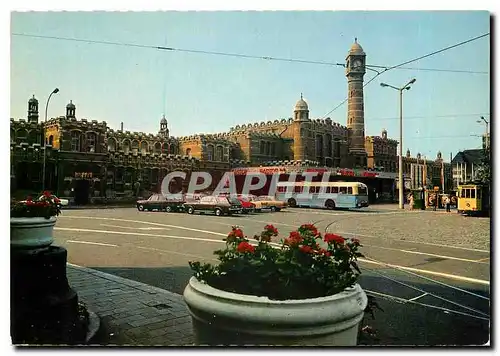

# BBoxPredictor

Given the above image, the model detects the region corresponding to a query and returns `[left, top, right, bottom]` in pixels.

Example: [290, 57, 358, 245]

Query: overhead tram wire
[319, 32, 490, 119]
[12, 32, 488, 74]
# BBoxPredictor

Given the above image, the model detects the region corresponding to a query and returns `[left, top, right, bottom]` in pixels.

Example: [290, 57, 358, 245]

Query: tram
[457, 182, 490, 217]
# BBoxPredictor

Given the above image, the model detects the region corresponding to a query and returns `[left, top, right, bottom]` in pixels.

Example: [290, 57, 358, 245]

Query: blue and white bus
[275, 181, 369, 210]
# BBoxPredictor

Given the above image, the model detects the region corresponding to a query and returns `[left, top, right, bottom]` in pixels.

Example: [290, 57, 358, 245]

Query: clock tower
[345, 38, 367, 168]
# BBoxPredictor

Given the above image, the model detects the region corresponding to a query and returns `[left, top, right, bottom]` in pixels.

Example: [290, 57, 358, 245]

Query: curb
[85, 309, 101, 344]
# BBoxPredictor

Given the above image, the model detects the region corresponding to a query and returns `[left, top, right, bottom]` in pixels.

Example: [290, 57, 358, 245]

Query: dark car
[184, 196, 241, 216]
[136, 194, 185, 212]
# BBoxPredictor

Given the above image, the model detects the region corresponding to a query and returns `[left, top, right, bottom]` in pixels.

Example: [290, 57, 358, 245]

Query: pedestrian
[409, 194, 414, 211]
[445, 195, 451, 213]
[433, 194, 438, 211]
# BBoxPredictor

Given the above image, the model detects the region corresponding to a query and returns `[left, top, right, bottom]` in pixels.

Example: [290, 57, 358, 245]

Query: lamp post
[476, 116, 489, 149]
[380, 78, 416, 210]
[42, 88, 59, 192]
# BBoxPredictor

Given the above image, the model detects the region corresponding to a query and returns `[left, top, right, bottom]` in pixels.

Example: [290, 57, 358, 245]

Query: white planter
[10, 217, 56, 249]
[183, 276, 368, 346]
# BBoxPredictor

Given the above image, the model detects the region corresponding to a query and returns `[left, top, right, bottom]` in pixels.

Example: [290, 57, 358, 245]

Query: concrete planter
[183, 276, 368, 346]
[10, 217, 56, 249]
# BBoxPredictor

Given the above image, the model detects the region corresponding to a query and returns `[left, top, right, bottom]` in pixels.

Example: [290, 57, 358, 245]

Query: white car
[36, 194, 69, 207]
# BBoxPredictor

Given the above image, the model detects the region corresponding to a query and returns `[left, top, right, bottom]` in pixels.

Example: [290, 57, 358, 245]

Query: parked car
[254, 195, 287, 212]
[235, 196, 256, 214]
[184, 196, 241, 216]
[38, 194, 69, 207]
[136, 194, 185, 212]
[241, 194, 264, 212]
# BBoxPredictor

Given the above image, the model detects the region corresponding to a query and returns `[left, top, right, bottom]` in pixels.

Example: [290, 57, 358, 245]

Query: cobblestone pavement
[54, 205, 490, 345]
[67, 264, 194, 346]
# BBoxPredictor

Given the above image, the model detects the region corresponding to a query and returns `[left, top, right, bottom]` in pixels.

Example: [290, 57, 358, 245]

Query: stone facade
[365, 129, 399, 172]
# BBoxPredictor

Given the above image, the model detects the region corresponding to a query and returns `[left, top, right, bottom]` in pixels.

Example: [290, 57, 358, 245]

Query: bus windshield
[358, 185, 368, 195]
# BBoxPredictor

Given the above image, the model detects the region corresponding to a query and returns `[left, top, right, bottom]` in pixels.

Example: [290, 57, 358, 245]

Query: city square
[53, 205, 490, 345]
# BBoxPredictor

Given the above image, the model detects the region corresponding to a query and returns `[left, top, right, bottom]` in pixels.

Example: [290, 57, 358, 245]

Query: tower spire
[300, 92, 303, 100]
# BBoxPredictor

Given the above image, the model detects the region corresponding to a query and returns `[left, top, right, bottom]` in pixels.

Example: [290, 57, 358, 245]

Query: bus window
[460, 189, 465, 198]
[294, 186, 302, 193]
[347, 187, 353, 194]
[358, 185, 367, 195]
[316, 187, 320, 193]
[471, 189, 476, 199]
[465, 189, 470, 198]
[340, 187, 347, 194]
[326, 187, 331, 193]
[332, 186, 339, 193]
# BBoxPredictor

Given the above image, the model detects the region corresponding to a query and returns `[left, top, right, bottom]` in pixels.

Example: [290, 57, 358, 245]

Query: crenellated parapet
[261, 159, 320, 167]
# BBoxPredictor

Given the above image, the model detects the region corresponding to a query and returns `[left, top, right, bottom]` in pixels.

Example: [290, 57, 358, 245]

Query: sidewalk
[66, 264, 194, 346]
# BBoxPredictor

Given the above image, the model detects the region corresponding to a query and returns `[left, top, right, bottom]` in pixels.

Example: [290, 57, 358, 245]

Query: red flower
[299, 245, 313, 254]
[236, 241, 255, 253]
[284, 231, 303, 246]
[43, 191, 51, 197]
[264, 224, 279, 236]
[54, 198, 61, 204]
[233, 228, 244, 238]
[26, 200, 34, 206]
[324, 233, 345, 245]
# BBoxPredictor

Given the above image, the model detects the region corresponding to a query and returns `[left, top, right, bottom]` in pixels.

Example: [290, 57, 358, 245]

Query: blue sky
[10, 11, 490, 161]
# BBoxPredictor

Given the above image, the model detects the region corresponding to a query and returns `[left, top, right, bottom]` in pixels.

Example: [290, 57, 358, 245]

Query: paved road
[54, 205, 491, 345]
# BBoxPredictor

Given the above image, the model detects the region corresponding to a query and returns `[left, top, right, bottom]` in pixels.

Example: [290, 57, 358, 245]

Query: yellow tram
[457, 183, 490, 216]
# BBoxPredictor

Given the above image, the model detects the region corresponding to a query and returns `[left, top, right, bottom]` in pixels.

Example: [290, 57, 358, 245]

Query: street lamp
[476, 116, 489, 149]
[380, 78, 416, 210]
[42, 88, 60, 192]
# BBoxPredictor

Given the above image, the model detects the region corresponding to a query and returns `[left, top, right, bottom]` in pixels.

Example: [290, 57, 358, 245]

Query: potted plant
[183, 223, 368, 346]
[10, 191, 61, 249]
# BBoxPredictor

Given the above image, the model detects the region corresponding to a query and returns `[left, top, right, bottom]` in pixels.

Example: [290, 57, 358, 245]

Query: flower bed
[189, 223, 363, 300]
[11, 191, 61, 219]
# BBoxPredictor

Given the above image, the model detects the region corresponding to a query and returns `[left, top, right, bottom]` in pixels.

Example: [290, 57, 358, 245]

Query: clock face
[353, 59, 363, 68]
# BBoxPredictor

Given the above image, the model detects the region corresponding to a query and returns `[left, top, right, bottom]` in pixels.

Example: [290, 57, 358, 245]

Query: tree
[475, 145, 491, 187]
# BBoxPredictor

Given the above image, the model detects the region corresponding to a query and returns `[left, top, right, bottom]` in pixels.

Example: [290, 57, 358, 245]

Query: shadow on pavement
[91, 266, 490, 346]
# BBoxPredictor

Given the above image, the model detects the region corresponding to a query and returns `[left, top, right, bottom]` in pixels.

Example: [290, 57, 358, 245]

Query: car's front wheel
[187, 206, 194, 214]
[138, 205, 145, 211]
[215, 208, 222, 216]
[166, 206, 172, 213]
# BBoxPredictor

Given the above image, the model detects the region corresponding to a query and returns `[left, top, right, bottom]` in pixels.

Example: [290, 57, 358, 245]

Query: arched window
[108, 138, 116, 152]
[207, 145, 214, 161]
[334, 139, 341, 158]
[122, 139, 130, 154]
[131, 140, 139, 154]
[154, 142, 162, 154]
[140, 141, 148, 154]
[70, 131, 81, 152]
[49, 135, 54, 146]
[215, 146, 224, 161]
[260, 141, 265, 154]
[186, 148, 192, 157]
[87, 132, 97, 152]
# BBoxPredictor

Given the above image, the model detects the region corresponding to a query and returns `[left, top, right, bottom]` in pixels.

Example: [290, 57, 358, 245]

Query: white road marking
[362, 245, 489, 264]
[59, 216, 227, 237]
[100, 223, 171, 231]
[56, 217, 490, 286]
[475, 257, 490, 262]
[409, 293, 428, 302]
[66, 240, 118, 247]
[359, 258, 490, 286]
[55, 227, 225, 244]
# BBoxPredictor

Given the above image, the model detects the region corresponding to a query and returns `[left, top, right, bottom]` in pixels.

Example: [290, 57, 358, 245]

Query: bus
[457, 183, 490, 216]
[275, 181, 369, 210]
